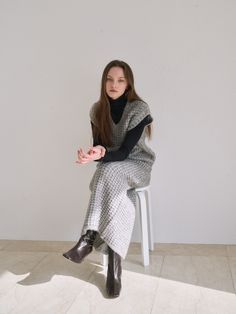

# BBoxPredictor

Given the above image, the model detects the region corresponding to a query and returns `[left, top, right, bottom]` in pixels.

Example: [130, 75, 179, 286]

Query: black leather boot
[106, 246, 122, 298]
[62, 230, 97, 263]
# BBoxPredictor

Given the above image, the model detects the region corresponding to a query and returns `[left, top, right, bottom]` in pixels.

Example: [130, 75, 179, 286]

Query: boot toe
[62, 252, 69, 259]
[62, 251, 83, 263]
[62, 246, 93, 263]
[106, 275, 121, 297]
[106, 288, 121, 298]
[62, 252, 72, 261]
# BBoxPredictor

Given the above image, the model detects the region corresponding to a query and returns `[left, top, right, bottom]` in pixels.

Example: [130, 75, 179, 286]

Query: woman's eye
[106, 78, 125, 82]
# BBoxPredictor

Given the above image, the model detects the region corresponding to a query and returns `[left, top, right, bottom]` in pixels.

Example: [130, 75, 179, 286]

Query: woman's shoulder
[128, 99, 147, 105]
[90, 101, 99, 111]
[126, 99, 151, 131]
[127, 99, 150, 115]
[89, 101, 100, 125]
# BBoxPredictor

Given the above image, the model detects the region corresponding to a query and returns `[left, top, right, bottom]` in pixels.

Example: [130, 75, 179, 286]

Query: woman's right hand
[87, 145, 106, 158]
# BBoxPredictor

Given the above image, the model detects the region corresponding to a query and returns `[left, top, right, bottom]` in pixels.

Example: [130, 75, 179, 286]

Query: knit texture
[89, 99, 156, 165]
[81, 100, 156, 259]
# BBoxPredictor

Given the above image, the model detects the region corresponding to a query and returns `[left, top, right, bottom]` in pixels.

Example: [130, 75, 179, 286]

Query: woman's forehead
[107, 66, 125, 77]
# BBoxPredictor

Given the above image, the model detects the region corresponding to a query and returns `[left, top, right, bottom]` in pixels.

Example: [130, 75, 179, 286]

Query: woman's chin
[107, 92, 121, 99]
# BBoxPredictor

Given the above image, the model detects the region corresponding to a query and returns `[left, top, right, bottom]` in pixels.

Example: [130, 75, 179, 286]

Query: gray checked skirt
[81, 159, 152, 260]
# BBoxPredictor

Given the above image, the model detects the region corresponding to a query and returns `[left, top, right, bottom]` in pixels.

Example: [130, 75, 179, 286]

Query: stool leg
[137, 192, 149, 266]
[102, 254, 108, 267]
[146, 188, 154, 251]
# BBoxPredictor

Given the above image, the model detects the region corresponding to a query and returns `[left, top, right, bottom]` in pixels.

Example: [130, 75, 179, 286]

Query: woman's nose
[111, 81, 117, 88]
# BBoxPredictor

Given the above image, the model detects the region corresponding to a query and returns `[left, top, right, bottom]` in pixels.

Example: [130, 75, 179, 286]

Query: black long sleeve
[91, 114, 153, 162]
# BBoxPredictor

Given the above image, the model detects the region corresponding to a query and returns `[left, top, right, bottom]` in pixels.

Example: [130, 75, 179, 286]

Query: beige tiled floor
[0, 240, 236, 314]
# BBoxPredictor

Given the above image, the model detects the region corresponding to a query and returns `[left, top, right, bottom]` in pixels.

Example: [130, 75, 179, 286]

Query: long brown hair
[92, 60, 153, 146]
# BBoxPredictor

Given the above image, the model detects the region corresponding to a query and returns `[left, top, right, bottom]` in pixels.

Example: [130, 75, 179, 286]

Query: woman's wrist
[101, 147, 106, 157]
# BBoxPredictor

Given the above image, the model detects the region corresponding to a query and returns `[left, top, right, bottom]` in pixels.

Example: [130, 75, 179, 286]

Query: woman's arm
[91, 114, 153, 162]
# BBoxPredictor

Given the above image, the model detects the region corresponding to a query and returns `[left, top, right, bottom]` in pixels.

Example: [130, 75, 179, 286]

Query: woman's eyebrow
[107, 75, 125, 79]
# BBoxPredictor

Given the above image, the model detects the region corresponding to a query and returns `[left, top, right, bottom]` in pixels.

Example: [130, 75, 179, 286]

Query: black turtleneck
[91, 93, 153, 162]
[107, 92, 128, 124]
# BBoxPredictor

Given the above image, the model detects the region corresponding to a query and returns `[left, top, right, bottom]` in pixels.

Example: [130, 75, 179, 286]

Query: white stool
[102, 185, 154, 267]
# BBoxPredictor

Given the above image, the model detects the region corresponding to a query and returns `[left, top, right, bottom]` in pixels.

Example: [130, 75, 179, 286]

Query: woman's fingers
[87, 147, 96, 155]
[76, 148, 85, 163]
[76, 160, 89, 164]
[93, 145, 106, 157]
[76, 147, 101, 164]
[76, 157, 91, 164]
[79, 148, 86, 157]
[78, 148, 90, 159]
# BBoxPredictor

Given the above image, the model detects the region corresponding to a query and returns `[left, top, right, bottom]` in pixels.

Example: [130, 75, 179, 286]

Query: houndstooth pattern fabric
[81, 100, 156, 259]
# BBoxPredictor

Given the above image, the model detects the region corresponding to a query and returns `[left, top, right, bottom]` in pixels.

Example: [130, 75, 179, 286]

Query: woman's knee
[98, 163, 124, 181]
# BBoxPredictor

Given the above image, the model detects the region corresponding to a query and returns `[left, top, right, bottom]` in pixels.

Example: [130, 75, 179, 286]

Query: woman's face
[105, 66, 128, 99]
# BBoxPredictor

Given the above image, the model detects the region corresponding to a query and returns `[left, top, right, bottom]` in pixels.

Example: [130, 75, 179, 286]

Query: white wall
[0, 0, 235, 244]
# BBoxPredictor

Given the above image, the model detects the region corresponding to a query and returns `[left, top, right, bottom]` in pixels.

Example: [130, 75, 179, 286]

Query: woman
[63, 60, 156, 298]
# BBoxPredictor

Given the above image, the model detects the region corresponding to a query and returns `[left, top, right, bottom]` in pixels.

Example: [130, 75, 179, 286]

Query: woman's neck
[108, 92, 127, 106]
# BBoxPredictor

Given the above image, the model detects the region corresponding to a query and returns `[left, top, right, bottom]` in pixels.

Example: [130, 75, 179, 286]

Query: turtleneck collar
[108, 91, 127, 106]
[107, 91, 128, 124]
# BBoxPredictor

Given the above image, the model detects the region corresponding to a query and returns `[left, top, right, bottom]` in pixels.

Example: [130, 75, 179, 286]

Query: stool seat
[102, 184, 154, 267]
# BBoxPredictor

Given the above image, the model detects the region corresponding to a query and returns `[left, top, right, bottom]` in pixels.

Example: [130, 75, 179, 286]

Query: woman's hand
[88, 145, 106, 157]
[76, 145, 106, 164]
